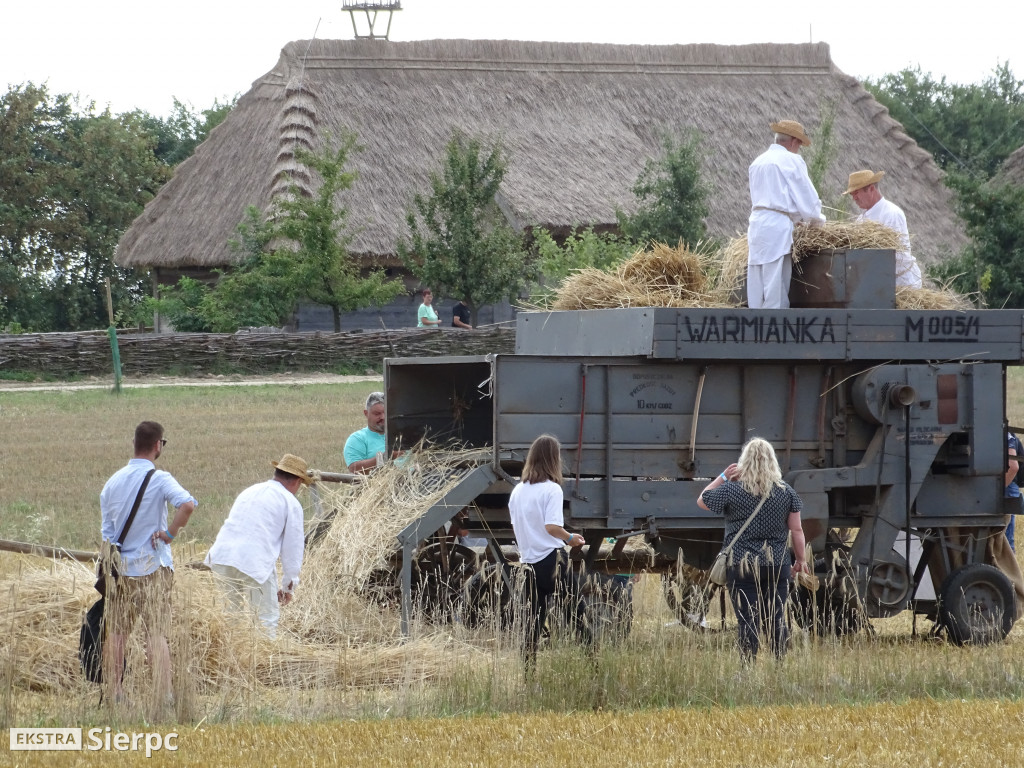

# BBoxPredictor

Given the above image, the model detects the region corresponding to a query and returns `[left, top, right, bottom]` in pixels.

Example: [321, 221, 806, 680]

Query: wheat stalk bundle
[791, 220, 904, 263]
[550, 242, 732, 311]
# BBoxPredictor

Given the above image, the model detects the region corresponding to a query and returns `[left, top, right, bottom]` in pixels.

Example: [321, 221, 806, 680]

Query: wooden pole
[0, 537, 98, 563]
[104, 278, 123, 394]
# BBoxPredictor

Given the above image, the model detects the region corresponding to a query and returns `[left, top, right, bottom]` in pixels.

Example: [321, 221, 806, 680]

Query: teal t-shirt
[344, 427, 387, 466]
[417, 303, 439, 327]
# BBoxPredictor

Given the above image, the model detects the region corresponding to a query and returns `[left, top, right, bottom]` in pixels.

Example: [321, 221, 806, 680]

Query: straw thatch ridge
[994, 145, 1024, 187]
[115, 39, 964, 274]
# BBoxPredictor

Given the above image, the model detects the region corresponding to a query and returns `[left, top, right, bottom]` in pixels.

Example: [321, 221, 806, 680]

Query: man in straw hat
[100, 420, 197, 708]
[844, 169, 922, 288]
[205, 454, 312, 637]
[747, 119, 826, 308]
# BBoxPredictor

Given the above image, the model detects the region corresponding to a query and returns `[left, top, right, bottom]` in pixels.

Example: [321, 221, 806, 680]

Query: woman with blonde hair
[697, 437, 808, 661]
[508, 434, 586, 663]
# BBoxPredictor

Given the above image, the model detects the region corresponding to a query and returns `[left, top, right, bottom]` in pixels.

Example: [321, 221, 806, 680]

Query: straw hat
[770, 119, 811, 146]
[843, 169, 885, 195]
[272, 453, 313, 485]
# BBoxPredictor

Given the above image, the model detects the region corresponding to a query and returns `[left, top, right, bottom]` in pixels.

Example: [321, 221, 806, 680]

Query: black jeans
[727, 562, 791, 661]
[524, 549, 591, 664]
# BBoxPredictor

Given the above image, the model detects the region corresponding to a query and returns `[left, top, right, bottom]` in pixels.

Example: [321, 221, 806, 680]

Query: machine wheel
[937, 563, 1015, 645]
[462, 562, 514, 629]
[582, 572, 634, 643]
[413, 542, 480, 620]
[662, 565, 714, 628]
[790, 574, 865, 636]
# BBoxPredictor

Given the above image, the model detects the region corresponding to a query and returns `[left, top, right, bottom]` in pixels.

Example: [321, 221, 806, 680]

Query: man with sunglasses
[99, 420, 197, 711]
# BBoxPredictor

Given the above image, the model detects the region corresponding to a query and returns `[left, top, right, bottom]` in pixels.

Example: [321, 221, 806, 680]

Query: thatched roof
[115, 39, 965, 271]
[994, 145, 1024, 187]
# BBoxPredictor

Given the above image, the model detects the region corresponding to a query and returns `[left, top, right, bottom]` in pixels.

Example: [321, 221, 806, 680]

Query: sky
[2, 1, 1020, 117]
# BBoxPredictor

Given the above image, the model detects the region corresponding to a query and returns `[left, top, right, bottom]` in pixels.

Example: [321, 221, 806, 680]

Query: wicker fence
[0, 326, 517, 378]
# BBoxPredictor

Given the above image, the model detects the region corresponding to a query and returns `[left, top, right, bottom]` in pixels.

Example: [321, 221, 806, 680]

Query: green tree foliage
[865, 63, 1024, 178]
[804, 98, 843, 214]
[399, 132, 531, 327]
[128, 97, 236, 166]
[617, 130, 713, 247]
[0, 83, 170, 331]
[932, 177, 1024, 306]
[275, 133, 403, 332]
[157, 136, 402, 333]
[530, 226, 634, 304]
[867, 64, 1024, 307]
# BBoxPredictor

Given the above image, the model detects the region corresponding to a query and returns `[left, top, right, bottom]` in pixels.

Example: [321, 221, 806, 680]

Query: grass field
[3, 371, 1024, 764]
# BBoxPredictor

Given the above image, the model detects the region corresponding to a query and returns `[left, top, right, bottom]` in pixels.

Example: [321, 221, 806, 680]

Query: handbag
[80, 468, 155, 683]
[708, 493, 769, 587]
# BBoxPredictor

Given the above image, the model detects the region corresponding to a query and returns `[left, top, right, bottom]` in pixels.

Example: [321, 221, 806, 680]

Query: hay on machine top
[517, 248, 1021, 364]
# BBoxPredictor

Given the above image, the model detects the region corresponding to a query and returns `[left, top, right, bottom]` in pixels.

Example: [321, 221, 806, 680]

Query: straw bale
[550, 242, 733, 311]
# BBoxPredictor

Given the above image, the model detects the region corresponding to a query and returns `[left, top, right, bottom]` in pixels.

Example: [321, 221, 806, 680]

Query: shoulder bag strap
[114, 468, 156, 550]
[722, 492, 770, 556]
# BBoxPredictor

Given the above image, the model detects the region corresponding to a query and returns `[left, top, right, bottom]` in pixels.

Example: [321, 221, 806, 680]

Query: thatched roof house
[115, 39, 965, 328]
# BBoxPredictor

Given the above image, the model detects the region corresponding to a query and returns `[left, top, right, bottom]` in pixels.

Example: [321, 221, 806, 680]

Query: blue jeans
[727, 562, 792, 661]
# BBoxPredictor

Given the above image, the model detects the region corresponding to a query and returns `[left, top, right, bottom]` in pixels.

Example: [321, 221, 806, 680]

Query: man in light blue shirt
[99, 420, 197, 707]
[344, 391, 388, 473]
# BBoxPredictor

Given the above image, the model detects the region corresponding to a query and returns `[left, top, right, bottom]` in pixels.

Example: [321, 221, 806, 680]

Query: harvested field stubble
[8, 700, 1024, 767]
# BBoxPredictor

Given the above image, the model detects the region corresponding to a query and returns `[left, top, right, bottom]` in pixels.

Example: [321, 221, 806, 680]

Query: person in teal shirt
[417, 288, 441, 328]
[344, 392, 388, 473]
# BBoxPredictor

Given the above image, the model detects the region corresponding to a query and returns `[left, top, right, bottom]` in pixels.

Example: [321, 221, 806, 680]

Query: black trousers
[524, 549, 591, 663]
[727, 562, 791, 661]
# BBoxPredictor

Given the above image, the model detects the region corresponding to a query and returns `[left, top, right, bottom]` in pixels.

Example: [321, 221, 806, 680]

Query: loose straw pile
[290, 447, 491, 644]
[0, 449, 495, 695]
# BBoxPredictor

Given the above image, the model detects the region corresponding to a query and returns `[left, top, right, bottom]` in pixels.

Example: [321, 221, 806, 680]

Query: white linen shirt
[747, 144, 825, 266]
[508, 479, 566, 565]
[100, 458, 197, 577]
[856, 196, 922, 288]
[204, 479, 305, 590]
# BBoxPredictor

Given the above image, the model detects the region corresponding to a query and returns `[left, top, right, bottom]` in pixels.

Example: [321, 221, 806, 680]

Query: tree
[865, 63, 1024, 179]
[399, 132, 532, 328]
[934, 177, 1024, 307]
[529, 226, 634, 305]
[158, 135, 403, 333]
[274, 133, 403, 332]
[128, 97, 236, 167]
[617, 130, 713, 247]
[0, 83, 170, 331]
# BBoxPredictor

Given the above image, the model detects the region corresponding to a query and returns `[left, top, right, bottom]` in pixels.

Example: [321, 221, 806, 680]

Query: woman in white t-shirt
[508, 434, 586, 663]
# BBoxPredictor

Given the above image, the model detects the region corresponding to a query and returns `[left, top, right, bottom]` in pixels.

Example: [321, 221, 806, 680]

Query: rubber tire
[938, 563, 1015, 646]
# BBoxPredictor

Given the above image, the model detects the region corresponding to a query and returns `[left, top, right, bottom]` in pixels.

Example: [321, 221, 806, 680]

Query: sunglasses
[159, 439, 168, 447]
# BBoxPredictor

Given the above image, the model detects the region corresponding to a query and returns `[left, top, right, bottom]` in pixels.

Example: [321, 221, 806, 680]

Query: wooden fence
[0, 326, 517, 378]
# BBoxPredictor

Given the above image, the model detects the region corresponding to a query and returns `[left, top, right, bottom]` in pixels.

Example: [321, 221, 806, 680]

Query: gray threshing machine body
[385, 251, 1022, 622]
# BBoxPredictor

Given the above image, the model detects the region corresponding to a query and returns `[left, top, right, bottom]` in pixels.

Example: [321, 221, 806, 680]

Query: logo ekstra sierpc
[10, 727, 178, 757]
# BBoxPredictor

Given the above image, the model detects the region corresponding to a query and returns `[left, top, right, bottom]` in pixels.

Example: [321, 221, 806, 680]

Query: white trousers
[210, 563, 280, 637]
[747, 254, 793, 309]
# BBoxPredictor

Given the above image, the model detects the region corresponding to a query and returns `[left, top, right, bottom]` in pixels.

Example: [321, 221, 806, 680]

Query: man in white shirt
[844, 169, 923, 289]
[100, 420, 197, 707]
[205, 453, 311, 637]
[747, 119, 826, 308]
